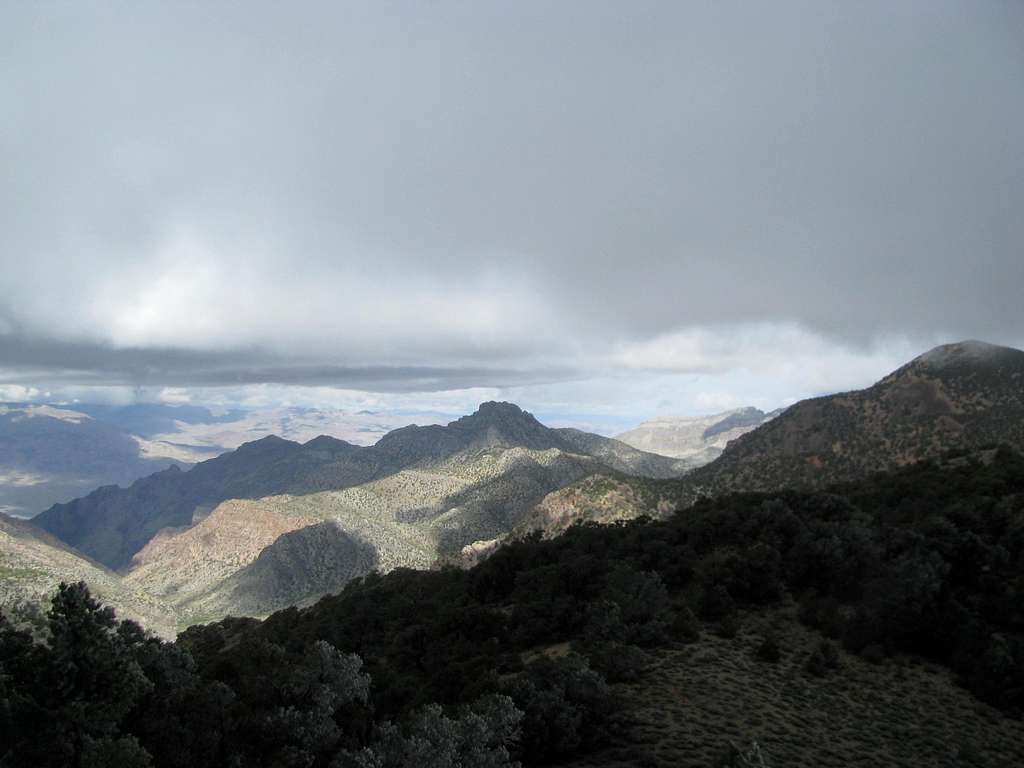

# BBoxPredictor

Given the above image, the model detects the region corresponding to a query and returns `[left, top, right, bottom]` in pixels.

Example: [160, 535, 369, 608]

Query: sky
[1, 1, 1022, 430]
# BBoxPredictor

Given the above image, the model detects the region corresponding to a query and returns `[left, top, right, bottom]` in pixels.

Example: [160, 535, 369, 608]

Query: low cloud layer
[2, 2, 1022, 416]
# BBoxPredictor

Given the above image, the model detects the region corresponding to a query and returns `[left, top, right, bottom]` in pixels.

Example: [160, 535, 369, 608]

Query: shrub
[716, 740, 772, 767]
[718, 613, 742, 639]
[702, 584, 736, 620]
[860, 643, 886, 665]
[756, 633, 781, 663]
[806, 639, 841, 677]
[502, 654, 614, 764]
[672, 603, 701, 643]
[579, 641, 650, 683]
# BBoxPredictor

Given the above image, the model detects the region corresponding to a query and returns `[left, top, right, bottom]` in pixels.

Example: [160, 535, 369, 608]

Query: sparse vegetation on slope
[564, 608, 1024, 768]
[22, 404, 690, 628]
[129, 446, 608, 628]
[0, 514, 177, 637]
[688, 340, 1024, 497]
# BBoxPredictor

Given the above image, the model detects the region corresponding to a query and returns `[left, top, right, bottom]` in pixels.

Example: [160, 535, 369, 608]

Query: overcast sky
[1, 1, 1022, 427]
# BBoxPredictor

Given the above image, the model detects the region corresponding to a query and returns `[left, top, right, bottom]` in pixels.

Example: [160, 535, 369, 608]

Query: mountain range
[3, 340, 1024, 636]
[0, 402, 461, 519]
[9, 403, 688, 630]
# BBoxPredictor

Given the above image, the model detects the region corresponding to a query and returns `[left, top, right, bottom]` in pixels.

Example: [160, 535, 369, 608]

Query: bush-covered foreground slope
[564, 607, 1024, 768]
[3, 447, 1023, 767]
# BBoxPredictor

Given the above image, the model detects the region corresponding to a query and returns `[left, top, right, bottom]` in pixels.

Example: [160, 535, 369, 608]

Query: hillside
[25, 338, 1024, 635]
[0, 513, 176, 637]
[526, 341, 1024, 534]
[615, 406, 782, 464]
[686, 340, 1024, 497]
[241, 448, 1024, 762]
[565, 607, 1024, 768]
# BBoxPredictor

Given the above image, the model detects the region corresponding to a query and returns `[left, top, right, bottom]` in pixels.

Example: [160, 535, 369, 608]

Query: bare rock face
[124, 498, 323, 611]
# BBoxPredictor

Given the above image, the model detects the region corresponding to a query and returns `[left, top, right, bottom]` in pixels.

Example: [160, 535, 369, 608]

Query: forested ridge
[3, 446, 1023, 767]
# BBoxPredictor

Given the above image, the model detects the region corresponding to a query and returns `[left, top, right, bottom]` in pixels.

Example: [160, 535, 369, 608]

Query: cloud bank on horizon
[2, 1, 1022, 420]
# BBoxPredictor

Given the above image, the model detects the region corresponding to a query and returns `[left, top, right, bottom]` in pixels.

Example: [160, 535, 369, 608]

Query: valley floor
[569, 607, 1024, 768]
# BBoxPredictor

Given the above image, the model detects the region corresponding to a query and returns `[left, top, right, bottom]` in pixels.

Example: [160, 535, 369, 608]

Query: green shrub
[756, 633, 781, 663]
[672, 602, 701, 643]
[718, 613, 742, 639]
[579, 641, 650, 683]
[806, 639, 841, 677]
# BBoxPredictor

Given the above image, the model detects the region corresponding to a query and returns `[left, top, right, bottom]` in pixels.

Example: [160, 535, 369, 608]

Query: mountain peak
[442, 401, 555, 449]
[914, 340, 1024, 370]
[234, 434, 300, 454]
[450, 401, 540, 429]
[473, 400, 531, 418]
[302, 434, 358, 451]
[471, 399, 532, 417]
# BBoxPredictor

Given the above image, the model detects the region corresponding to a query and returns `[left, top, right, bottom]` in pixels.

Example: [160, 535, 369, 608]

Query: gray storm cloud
[1, 1, 1022, 392]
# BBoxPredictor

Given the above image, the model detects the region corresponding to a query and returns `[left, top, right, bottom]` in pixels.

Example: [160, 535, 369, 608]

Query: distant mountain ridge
[615, 406, 782, 464]
[0, 402, 461, 520]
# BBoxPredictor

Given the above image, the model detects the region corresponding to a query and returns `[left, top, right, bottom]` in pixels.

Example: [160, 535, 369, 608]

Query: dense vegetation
[2, 447, 1022, 766]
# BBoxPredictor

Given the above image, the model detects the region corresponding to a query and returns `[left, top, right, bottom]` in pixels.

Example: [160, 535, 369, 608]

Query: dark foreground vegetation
[2, 447, 1023, 767]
